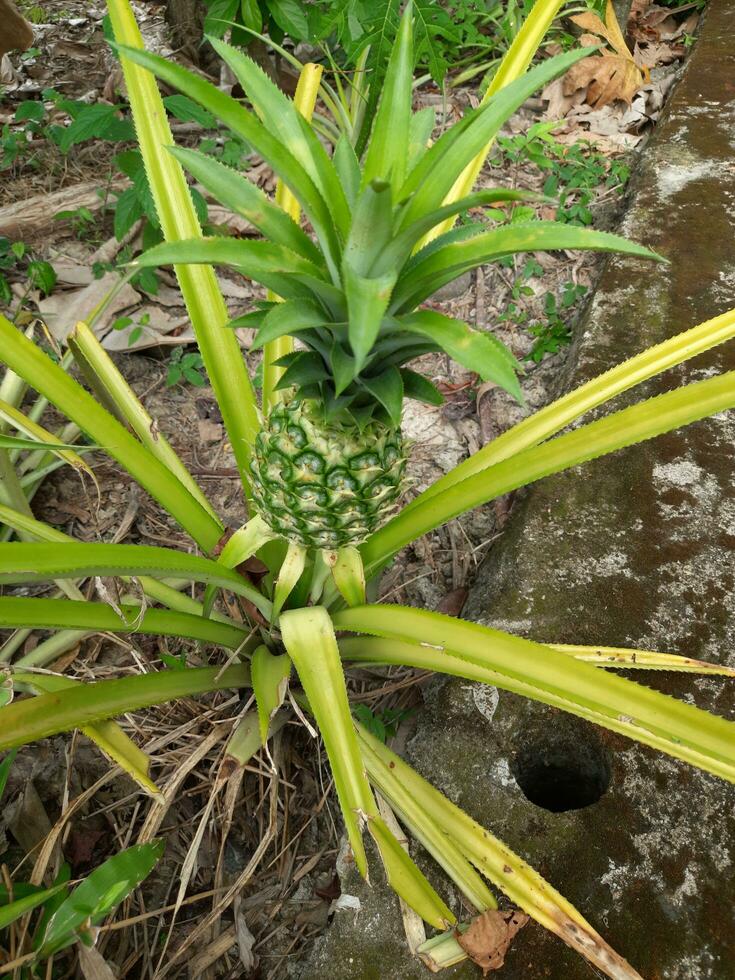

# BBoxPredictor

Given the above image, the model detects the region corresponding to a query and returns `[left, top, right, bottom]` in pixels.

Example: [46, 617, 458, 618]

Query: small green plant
[0, 238, 56, 307]
[498, 123, 631, 225]
[0, 812, 163, 965]
[54, 205, 97, 240]
[0, 89, 135, 173]
[526, 282, 588, 362]
[166, 346, 207, 387]
[353, 703, 414, 742]
[110, 310, 150, 346]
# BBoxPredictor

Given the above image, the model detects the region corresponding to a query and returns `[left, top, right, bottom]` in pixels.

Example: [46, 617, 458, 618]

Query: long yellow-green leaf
[280, 607, 376, 875]
[309, 550, 333, 604]
[367, 814, 454, 930]
[251, 645, 292, 745]
[0, 314, 223, 553]
[358, 726, 496, 914]
[420, 0, 565, 247]
[0, 598, 246, 650]
[134, 238, 327, 299]
[68, 320, 217, 521]
[223, 708, 290, 771]
[0, 398, 92, 481]
[334, 611, 735, 782]
[549, 643, 735, 675]
[38, 841, 164, 958]
[264, 62, 323, 412]
[0, 433, 86, 454]
[399, 48, 590, 228]
[167, 146, 323, 265]
[410, 307, 735, 510]
[0, 664, 250, 751]
[363, 370, 735, 574]
[219, 515, 276, 569]
[0, 541, 271, 618]
[14, 672, 161, 798]
[0, 884, 67, 930]
[272, 542, 307, 622]
[394, 222, 662, 312]
[341, 633, 734, 677]
[210, 41, 347, 237]
[328, 547, 366, 607]
[359, 728, 641, 980]
[107, 0, 260, 497]
[0, 503, 247, 629]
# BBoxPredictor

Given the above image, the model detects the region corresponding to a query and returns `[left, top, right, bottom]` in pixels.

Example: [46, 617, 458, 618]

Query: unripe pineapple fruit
[250, 400, 406, 550]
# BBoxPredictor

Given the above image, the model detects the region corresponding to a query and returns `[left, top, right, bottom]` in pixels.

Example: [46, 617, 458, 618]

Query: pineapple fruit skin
[250, 400, 407, 550]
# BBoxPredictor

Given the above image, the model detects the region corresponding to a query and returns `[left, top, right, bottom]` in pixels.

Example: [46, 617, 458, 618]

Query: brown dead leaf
[77, 945, 118, 980]
[566, 1, 646, 108]
[630, 1, 699, 42]
[437, 587, 468, 617]
[456, 909, 529, 975]
[197, 418, 223, 444]
[101, 306, 193, 352]
[38, 272, 140, 341]
[5, 782, 53, 855]
[633, 39, 684, 68]
[563, 50, 642, 107]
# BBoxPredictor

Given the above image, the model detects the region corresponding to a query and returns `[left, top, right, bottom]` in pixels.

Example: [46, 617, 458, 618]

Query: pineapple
[250, 400, 406, 550]
[128, 3, 660, 555]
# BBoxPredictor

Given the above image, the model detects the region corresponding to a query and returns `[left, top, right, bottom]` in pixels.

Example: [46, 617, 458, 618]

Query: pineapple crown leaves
[122, 2, 662, 426]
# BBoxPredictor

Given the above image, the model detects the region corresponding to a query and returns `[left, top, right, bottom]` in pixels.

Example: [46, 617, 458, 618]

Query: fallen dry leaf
[437, 587, 468, 617]
[197, 418, 223, 444]
[631, 1, 699, 43]
[456, 909, 529, 975]
[633, 39, 684, 68]
[565, 1, 646, 108]
[234, 903, 258, 972]
[101, 305, 193, 352]
[77, 945, 118, 980]
[38, 271, 139, 340]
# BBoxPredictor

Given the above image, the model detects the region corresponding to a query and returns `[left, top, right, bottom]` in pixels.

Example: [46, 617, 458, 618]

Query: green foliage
[0, 842, 163, 963]
[125, 37, 655, 426]
[0, 237, 57, 307]
[526, 282, 588, 362]
[166, 346, 207, 387]
[492, 126, 631, 360]
[352, 703, 413, 742]
[498, 123, 631, 226]
[0, 89, 134, 173]
[111, 309, 150, 346]
[54, 204, 96, 239]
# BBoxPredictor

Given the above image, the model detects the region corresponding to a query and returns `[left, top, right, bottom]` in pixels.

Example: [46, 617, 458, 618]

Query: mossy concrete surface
[300, 5, 735, 978]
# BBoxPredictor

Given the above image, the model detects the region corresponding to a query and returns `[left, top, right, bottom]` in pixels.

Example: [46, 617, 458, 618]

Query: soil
[0, 1, 700, 977]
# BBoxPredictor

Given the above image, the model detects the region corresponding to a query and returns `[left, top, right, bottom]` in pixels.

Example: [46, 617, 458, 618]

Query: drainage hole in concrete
[511, 737, 611, 812]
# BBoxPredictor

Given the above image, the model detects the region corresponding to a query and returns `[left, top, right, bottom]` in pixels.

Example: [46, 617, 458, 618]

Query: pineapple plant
[1, 2, 734, 976]
[119, 1, 660, 570]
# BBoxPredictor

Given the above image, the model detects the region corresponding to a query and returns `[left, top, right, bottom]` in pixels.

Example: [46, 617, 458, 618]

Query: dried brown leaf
[566, 1, 645, 107]
[456, 909, 529, 975]
[563, 52, 643, 108]
[77, 944, 118, 980]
